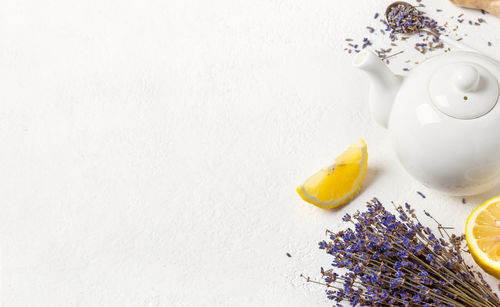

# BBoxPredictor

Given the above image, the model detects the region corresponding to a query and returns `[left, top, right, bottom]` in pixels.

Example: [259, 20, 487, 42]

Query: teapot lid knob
[453, 65, 480, 92]
[429, 62, 499, 120]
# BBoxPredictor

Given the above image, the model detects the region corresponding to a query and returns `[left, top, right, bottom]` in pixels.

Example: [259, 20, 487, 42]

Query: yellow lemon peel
[297, 139, 368, 209]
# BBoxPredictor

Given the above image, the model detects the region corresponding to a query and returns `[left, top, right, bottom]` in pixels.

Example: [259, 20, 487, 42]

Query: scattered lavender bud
[417, 191, 426, 198]
[344, 2, 491, 68]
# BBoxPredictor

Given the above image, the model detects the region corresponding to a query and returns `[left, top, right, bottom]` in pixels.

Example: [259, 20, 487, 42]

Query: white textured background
[2, 0, 500, 306]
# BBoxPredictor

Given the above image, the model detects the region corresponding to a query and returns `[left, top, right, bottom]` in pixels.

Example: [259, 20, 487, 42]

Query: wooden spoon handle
[450, 0, 500, 18]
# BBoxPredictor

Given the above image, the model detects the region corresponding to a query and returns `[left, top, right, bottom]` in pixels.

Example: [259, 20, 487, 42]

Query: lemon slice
[297, 139, 368, 209]
[466, 196, 500, 279]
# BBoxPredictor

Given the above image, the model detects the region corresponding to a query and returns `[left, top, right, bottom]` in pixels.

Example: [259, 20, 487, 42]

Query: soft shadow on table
[323, 167, 384, 215]
[454, 182, 500, 208]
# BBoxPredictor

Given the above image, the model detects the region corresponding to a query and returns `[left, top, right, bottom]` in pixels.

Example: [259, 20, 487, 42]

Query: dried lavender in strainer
[305, 198, 500, 306]
[344, 0, 490, 63]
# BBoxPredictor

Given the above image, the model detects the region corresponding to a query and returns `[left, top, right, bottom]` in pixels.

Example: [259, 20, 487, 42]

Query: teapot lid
[429, 62, 499, 119]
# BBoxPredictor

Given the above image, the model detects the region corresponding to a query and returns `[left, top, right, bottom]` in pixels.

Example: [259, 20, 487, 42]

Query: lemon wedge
[466, 196, 500, 279]
[297, 139, 368, 209]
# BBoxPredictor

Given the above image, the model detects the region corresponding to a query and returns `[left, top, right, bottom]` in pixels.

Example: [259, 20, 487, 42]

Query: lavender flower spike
[306, 198, 500, 306]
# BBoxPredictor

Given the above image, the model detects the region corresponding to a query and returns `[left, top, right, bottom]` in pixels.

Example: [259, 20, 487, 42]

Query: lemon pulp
[466, 196, 500, 278]
[297, 139, 367, 209]
[472, 201, 500, 260]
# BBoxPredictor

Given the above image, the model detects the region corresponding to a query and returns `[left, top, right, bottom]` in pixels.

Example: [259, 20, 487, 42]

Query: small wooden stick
[382, 50, 404, 60]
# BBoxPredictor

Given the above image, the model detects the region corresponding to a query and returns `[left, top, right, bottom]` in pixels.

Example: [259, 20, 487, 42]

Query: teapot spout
[353, 51, 403, 128]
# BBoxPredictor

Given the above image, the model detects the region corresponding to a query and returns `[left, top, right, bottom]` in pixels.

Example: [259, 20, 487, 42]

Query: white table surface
[3, 0, 500, 306]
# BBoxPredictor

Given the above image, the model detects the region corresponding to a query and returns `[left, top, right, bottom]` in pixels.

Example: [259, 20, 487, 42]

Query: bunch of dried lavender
[306, 199, 500, 306]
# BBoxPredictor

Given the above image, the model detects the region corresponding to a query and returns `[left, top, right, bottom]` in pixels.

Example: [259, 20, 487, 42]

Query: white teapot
[354, 50, 500, 196]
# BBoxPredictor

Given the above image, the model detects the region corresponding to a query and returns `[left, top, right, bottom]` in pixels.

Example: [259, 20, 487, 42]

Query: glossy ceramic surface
[355, 51, 500, 195]
[429, 62, 499, 119]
